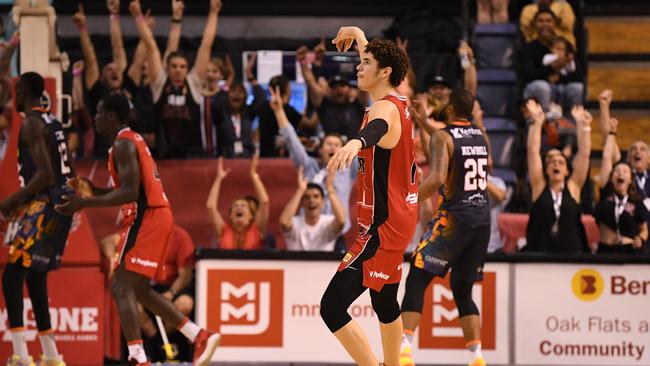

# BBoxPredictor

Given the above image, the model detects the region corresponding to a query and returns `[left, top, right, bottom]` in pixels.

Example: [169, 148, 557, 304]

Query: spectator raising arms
[520, 7, 583, 113]
[206, 156, 270, 250]
[525, 100, 591, 253]
[130, 0, 221, 158]
[520, 0, 576, 47]
[596, 117, 648, 254]
[269, 85, 356, 235]
[279, 167, 345, 251]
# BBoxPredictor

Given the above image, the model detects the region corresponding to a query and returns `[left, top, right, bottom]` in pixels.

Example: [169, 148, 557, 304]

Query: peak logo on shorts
[572, 268, 604, 301]
[419, 272, 496, 349]
[206, 269, 283, 347]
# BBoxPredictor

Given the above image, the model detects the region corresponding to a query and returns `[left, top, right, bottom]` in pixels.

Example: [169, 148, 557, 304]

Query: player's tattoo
[430, 131, 450, 177]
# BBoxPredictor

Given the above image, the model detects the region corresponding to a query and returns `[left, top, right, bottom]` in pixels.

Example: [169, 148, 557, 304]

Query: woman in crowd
[595, 117, 648, 253]
[206, 155, 269, 249]
[525, 99, 591, 253]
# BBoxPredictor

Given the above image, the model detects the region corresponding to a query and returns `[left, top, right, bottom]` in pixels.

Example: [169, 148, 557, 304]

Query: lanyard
[551, 187, 563, 219]
[614, 194, 629, 239]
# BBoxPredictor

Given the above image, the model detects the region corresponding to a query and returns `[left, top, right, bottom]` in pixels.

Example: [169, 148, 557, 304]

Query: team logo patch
[342, 252, 353, 263]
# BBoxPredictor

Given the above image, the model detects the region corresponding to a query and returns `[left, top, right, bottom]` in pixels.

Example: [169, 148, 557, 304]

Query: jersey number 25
[464, 158, 487, 191]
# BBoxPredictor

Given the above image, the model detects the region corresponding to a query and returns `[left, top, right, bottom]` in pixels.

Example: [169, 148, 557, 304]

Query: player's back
[439, 121, 490, 227]
[108, 128, 169, 211]
[18, 109, 74, 203]
[357, 94, 418, 250]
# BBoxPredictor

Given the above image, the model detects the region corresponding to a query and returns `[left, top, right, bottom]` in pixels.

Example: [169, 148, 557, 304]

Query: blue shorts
[5, 200, 72, 272]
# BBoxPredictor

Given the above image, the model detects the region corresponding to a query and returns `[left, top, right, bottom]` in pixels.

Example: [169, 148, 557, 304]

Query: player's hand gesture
[55, 195, 84, 216]
[171, 0, 184, 19]
[107, 0, 120, 15]
[297, 166, 308, 192]
[525, 99, 545, 127]
[327, 139, 362, 172]
[332, 26, 362, 52]
[268, 85, 283, 112]
[73, 4, 87, 28]
[216, 156, 230, 180]
[68, 177, 95, 198]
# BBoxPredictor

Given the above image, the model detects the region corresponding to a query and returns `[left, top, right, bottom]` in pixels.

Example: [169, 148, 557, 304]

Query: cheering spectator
[206, 156, 270, 250]
[520, 8, 584, 113]
[627, 138, 650, 243]
[298, 45, 366, 140]
[213, 81, 262, 158]
[255, 74, 304, 157]
[487, 175, 509, 252]
[520, 0, 576, 47]
[270, 85, 355, 235]
[130, 0, 220, 158]
[201, 55, 233, 156]
[279, 167, 345, 251]
[524, 100, 590, 253]
[596, 117, 648, 254]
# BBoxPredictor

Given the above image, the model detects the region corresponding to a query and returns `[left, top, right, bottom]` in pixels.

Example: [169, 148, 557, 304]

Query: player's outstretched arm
[279, 167, 308, 232]
[56, 139, 141, 215]
[332, 26, 368, 59]
[206, 157, 228, 238]
[419, 130, 452, 202]
[525, 99, 546, 201]
[68, 177, 113, 198]
[0, 118, 54, 216]
[250, 153, 270, 234]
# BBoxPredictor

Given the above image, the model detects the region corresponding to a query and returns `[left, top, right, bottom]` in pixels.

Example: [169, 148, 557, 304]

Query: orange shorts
[115, 206, 173, 279]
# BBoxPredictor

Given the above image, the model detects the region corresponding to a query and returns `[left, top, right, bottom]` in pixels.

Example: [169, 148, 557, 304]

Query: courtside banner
[196, 260, 509, 363]
[0, 267, 104, 365]
[515, 264, 650, 365]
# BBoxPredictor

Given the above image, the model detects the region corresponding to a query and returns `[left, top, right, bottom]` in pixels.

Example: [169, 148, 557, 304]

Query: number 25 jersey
[439, 121, 490, 227]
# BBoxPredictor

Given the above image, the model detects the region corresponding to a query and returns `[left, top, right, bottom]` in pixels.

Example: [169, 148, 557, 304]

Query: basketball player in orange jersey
[55, 94, 219, 366]
[322, 26, 418, 366]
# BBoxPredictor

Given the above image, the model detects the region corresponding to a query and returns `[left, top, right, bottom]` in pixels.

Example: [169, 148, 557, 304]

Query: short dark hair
[101, 94, 131, 123]
[166, 51, 189, 65]
[552, 36, 575, 54]
[449, 87, 475, 119]
[229, 80, 246, 93]
[319, 133, 344, 150]
[269, 75, 291, 97]
[306, 182, 324, 197]
[364, 39, 409, 87]
[533, 6, 557, 24]
[18, 72, 44, 99]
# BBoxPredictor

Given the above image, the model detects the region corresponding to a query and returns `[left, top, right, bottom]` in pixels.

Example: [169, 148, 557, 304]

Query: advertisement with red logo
[196, 260, 509, 363]
[0, 268, 104, 365]
[515, 264, 650, 365]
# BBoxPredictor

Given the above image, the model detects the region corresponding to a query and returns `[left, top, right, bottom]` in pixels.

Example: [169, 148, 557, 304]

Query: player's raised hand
[73, 4, 87, 28]
[332, 26, 362, 52]
[216, 156, 230, 179]
[525, 99, 544, 126]
[68, 177, 96, 198]
[269, 86, 283, 112]
[327, 139, 362, 172]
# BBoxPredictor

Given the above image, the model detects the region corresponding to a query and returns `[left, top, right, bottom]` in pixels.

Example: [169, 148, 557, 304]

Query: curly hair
[364, 39, 409, 87]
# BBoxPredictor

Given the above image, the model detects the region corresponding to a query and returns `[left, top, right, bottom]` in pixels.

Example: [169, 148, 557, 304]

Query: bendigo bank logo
[419, 272, 496, 349]
[572, 268, 604, 301]
[206, 269, 283, 347]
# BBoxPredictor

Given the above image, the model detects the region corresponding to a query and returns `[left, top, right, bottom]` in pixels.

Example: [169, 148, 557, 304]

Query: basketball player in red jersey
[55, 94, 219, 366]
[321, 26, 418, 366]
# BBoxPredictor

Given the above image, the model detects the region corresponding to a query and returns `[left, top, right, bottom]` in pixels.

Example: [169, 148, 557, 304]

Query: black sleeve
[519, 42, 553, 84]
[355, 118, 389, 149]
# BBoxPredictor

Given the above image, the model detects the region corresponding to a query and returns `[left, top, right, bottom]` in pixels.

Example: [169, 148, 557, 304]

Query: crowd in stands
[1, 0, 649, 361]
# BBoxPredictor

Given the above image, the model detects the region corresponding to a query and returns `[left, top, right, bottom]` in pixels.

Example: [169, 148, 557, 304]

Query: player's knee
[174, 295, 194, 315]
[371, 295, 400, 324]
[450, 277, 479, 317]
[319, 291, 351, 333]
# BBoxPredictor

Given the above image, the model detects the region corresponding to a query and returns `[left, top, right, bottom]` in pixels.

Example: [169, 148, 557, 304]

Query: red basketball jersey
[108, 128, 170, 223]
[356, 94, 418, 251]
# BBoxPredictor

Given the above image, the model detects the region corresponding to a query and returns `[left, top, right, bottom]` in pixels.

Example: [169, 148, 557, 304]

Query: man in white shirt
[280, 167, 346, 251]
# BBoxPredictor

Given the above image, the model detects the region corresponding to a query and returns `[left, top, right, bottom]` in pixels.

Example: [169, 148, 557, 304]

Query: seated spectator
[520, 0, 576, 47]
[269, 86, 355, 234]
[298, 45, 366, 140]
[596, 117, 648, 254]
[206, 156, 269, 250]
[255, 74, 304, 157]
[279, 167, 345, 251]
[130, 0, 220, 158]
[214, 81, 261, 158]
[477, 0, 509, 24]
[520, 7, 584, 113]
[524, 100, 590, 253]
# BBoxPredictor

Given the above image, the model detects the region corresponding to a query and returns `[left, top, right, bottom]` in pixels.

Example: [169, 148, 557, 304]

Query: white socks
[403, 330, 414, 345]
[11, 329, 30, 360]
[127, 340, 147, 363]
[38, 332, 60, 358]
[468, 340, 483, 360]
[178, 318, 201, 343]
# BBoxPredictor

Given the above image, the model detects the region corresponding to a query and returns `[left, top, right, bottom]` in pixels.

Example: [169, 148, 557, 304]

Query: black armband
[355, 118, 389, 149]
